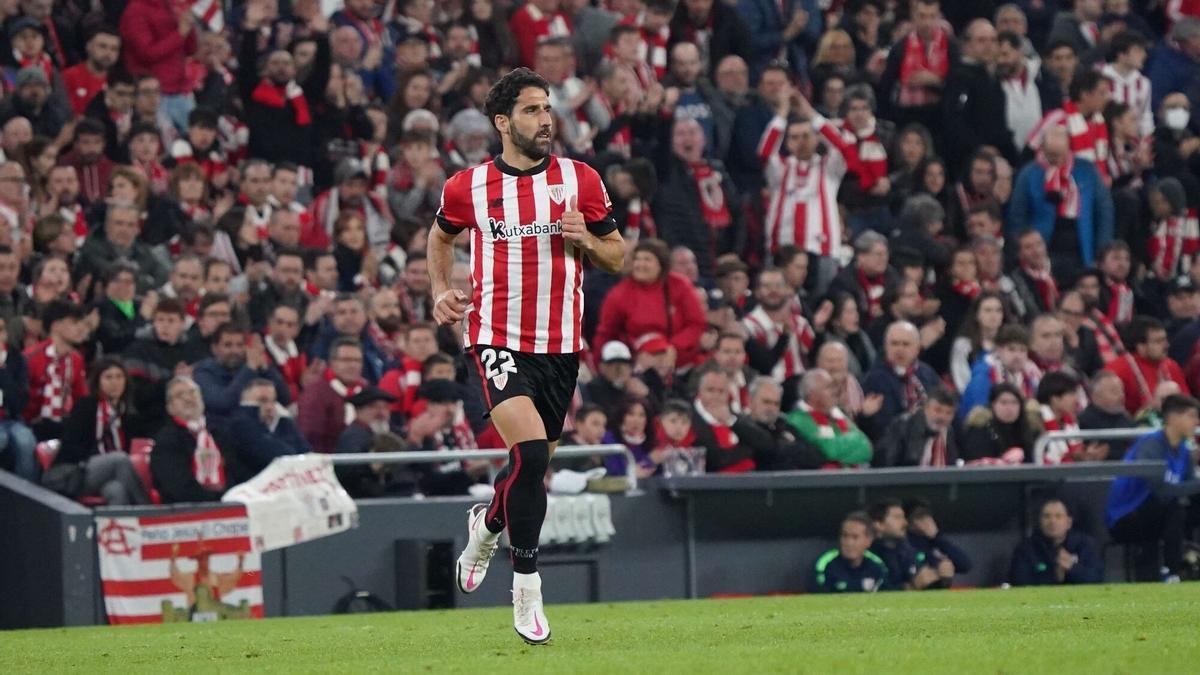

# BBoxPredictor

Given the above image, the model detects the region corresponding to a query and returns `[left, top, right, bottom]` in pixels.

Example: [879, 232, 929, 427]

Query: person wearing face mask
[1152, 92, 1200, 183]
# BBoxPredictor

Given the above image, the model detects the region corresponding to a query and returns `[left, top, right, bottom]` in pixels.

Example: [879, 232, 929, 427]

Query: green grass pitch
[3, 583, 1198, 673]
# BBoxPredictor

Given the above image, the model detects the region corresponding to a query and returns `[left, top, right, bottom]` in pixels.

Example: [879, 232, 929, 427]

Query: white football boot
[456, 503, 499, 593]
[512, 574, 551, 645]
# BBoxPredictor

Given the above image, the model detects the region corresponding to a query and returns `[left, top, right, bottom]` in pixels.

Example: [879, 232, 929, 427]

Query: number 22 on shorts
[481, 348, 518, 391]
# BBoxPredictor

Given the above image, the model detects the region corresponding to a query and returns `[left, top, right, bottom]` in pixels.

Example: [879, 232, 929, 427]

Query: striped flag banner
[190, 0, 225, 33]
[96, 506, 263, 625]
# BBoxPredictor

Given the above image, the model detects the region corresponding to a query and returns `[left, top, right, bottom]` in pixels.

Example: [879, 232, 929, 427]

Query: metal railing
[327, 443, 638, 491]
[1032, 427, 1169, 465]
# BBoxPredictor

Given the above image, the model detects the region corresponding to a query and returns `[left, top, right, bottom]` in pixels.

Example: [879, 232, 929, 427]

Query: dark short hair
[154, 297, 186, 318]
[1069, 68, 1109, 101]
[868, 497, 903, 523]
[841, 510, 874, 534]
[421, 352, 455, 377]
[1126, 315, 1165, 348]
[102, 259, 138, 284]
[575, 402, 607, 424]
[995, 324, 1030, 348]
[211, 321, 247, 345]
[927, 385, 959, 408]
[1108, 30, 1146, 61]
[1038, 497, 1072, 518]
[997, 30, 1022, 50]
[42, 299, 86, 330]
[661, 398, 691, 419]
[330, 336, 363, 358]
[87, 24, 121, 42]
[633, 238, 670, 280]
[483, 67, 550, 131]
[1099, 240, 1130, 261]
[609, 23, 640, 44]
[773, 244, 807, 268]
[1045, 39, 1077, 58]
[272, 161, 299, 177]
[197, 292, 231, 315]
[1162, 394, 1200, 419]
[1036, 370, 1078, 405]
[903, 497, 932, 521]
[75, 117, 106, 140]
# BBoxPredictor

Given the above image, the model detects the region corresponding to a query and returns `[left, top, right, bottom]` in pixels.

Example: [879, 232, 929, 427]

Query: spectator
[1146, 17, 1200, 112]
[582, 341, 646, 419]
[817, 293, 876, 380]
[58, 118, 114, 204]
[950, 291, 1006, 392]
[663, 41, 733, 160]
[995, 30, 1062, 155]
[310, 294, 390, 383]
[403, 379, 486, 496]
[1105, 316, 1190, 414]
[942, 19, 1016, 174]
[247, 247, 309, 330]
[23, 299, 88, 440]
[860, 321, 941, 440]
[786, 368, 871, 467]
[878, 0, 957, 134]
[192, 322, 290, 420]
[91, 261, 147, 356]
[0, 66, 70, 141]
[333, 385, 418, 499]
[56, 357, 151, 505]
[556, 402, 608, 472]
[742, 267, 817, 391]
[875, 386, 961, 468]
[60, 26, 122, 117]
[1097, 242, 1135, 325]
[904, 498, 972, 586]
[960, 324, 1043, 417]
[216, 379, 310, 484]
[828, 231, 900, 326]
[0, 315, 34, 481]
[757, 88, 852, 286]
[1010, 498, 1104, 586]
[151, 376, 231, 503]
[744, 375, 821, 470]
[1036, 370, 1104, 464]
[1078, 370, 1136, 460]
[810, 511, 888, 593]
[961, 383, 1038, 463]
[1102, 30, 1153, 138]
[298, 336, 367, 454]
[185, 294, 234, 363]
[1009, 229, 1060, 317]
[1008, 125, 1113, 277]
[123, 298, 193, 421]
[669, 0, 750, 79]
[869, 498, 941, 590]
[76, 201, 169, 296]
[595, 238, 707, 369]
[508, 0, 571, 68]
[120, 0, 197, 130]
[652, 116, 742, 278]
[691, 368, 767, 474]
[816, 340, 870, 418]
[601, 397, 656, 478]
[1107, 394, 1200, 581]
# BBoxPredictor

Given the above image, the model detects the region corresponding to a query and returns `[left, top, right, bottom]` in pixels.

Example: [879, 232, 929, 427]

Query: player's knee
[515, 439, 550, 481]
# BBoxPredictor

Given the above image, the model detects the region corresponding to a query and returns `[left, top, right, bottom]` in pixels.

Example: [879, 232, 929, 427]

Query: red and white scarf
[133, 159, 169, 195]
[623, 12, 669, 81]
[842, 117, 888, 190]
[898, 29, 949, 107]
[923, 427, 949, 467]
[1083, 310, 1125, 364]
[251, 80, 311, 126]
[175, 415, 225, 490]
[1148, 211, 1200, 279]
[1022, 263, 1059, 310]
[952, 279, 982, 301]
[17, 51, 54, 85]
[1105, 278, 1135, 324]
[688, 162, 731, 229]
[800, 400, 851, 435]
[326, 369, 364, 425]
[986, 354, 1043, 400]
[39, 343, 72, 421]
[1040, 404, 1082, 465]
[1039, 152, 1080, 219]
[857, 269, 886, 318]
[96, 399, 125, 454]
[1062, 100, 1109, 182]
[60, 203, 87, 248]
[623, 197, 655, 241]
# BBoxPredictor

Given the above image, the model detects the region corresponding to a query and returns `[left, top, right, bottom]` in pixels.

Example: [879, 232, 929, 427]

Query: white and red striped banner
[96, 506, 263, 625]
[190, 0, 225, 33]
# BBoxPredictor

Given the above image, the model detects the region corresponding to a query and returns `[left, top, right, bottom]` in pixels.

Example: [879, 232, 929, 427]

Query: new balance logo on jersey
[486, 218, 563, 240]
[481, 348, 518, 391]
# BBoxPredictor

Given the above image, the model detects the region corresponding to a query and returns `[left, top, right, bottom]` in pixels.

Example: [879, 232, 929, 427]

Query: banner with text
[95, 506, 263, 625]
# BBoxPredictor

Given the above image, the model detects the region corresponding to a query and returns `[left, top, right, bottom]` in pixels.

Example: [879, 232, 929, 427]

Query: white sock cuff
[513, 571, 541, 590]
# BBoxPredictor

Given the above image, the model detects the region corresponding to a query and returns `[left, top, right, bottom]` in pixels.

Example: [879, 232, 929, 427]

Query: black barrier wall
[0, 462, 1164, 628]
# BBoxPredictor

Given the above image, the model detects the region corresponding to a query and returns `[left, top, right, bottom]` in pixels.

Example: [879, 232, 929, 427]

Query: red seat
[79, 496, 108, 507]
[129, 438, 162, 505]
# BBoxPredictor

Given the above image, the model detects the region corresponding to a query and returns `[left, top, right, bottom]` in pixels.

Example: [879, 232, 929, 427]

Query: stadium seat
[129, 439, 162, 505]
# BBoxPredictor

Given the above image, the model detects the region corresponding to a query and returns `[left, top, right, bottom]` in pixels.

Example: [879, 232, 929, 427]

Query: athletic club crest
[547, 184, 567, 205]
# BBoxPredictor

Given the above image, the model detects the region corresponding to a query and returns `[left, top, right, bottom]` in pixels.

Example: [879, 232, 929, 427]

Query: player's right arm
[429, 171, 474, 326]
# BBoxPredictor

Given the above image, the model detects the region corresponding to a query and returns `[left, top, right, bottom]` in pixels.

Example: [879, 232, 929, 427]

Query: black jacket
[0, 348, 29, 421]
[827, 263, 903, 329]
[150, 417, 231, 503]
[213, 406, 311, 484]
[874, 410, 961, 468]
[747, 416, 825, 471]
[333, 421, 420, 499]
[692, 411, 768, 473]
[92, 298, 147, 356]
[941, 59, 1017, 174]
[1009, 529, 1104, 586]
[907, 531, 973, 576]
[669, 2, 751, 80]
[237, 28, 331, 167]
[58, 396, 150, 465]
[1077, 405, 1137, 460]
[651, 153, 742, 279]
[960, 406, 1039, 462]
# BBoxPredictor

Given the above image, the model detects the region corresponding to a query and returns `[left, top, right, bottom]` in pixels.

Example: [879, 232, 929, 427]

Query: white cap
[599, 340, 632, 363]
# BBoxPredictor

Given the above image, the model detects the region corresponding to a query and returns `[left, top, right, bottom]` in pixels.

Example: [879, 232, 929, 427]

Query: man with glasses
[298, 336, 367, 454]
[151, 377, 230, 503]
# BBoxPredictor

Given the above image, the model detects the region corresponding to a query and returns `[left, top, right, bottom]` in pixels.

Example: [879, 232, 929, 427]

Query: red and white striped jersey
[757, 114, 849, 257]
[436, 155, 614, 354]
[741, 303, 815, 381]
[1101, 64, 1153, 137]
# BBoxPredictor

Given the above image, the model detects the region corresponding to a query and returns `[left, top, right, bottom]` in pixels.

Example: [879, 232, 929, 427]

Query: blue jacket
[1009, 529, 1104, 586]
[1006, 158, 1113, 267]
[736, 0, 821, 77]
[217, 405, 311, 480]
[1146, 41, 1200, 112]
[1106, 429, 1196, 527]
[191, 358, 291, 419]
[860, 360, 941, 441]
[309, 320, 392, 384]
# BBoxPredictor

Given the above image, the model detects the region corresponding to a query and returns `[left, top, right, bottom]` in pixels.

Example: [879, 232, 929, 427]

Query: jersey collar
[495, 154, 551, 177]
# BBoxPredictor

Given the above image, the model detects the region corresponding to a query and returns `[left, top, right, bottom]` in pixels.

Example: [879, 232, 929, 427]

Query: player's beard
[510, 123, 551, 162]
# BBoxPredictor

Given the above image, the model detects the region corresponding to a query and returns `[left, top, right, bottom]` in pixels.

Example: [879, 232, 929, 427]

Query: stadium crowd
[0, 0, 1197, 579]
